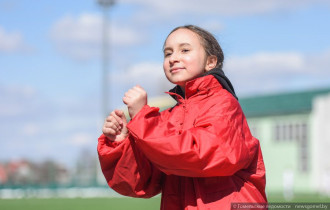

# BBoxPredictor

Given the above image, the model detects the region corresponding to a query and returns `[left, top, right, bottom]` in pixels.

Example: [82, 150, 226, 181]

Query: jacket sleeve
[97, 134, 163, 198]
[126, 96, 259, 178]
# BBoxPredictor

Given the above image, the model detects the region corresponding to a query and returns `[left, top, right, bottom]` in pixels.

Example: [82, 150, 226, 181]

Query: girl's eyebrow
[163, 46, 172, 53]
[163, 43, 191, 52]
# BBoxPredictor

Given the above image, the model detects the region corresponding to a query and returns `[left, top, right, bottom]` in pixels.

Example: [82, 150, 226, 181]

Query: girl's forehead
[164, 28, 202, 47]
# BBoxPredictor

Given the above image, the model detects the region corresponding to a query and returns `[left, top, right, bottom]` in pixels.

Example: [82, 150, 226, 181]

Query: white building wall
[311, 93, 330, 195]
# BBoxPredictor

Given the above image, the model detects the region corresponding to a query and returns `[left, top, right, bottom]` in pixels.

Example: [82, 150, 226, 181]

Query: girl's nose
[169, 52, 179, 64]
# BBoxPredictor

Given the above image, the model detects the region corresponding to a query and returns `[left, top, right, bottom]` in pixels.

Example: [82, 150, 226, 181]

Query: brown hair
[164, 25, 224, 69]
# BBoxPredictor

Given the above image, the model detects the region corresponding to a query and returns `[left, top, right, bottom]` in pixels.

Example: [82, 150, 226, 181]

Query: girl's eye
[164, 52, 172, 57]
[182, 49, 190, 53]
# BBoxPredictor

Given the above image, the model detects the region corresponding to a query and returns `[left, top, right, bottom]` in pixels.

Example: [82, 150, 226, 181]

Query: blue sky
[1, 0, 330, 167]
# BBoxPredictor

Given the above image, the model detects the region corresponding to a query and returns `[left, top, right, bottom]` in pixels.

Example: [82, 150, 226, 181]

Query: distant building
[240, 87, 330, 196]
[0, 159, 71, 188]
[0, 164, 7, 184]
[145, 87, 330, 196]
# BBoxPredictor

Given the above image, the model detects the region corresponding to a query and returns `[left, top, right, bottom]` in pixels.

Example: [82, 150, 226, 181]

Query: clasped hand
[102, 85, 147, 142]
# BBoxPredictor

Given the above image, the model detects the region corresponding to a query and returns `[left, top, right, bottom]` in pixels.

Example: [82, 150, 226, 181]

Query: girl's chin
[167, 79, 185, 86]
[165, 76, 187, 87]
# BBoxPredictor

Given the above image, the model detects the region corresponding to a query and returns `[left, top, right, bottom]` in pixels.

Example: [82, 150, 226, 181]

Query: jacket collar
[204, 68, 238, 100]
[167, 75, 222, 101]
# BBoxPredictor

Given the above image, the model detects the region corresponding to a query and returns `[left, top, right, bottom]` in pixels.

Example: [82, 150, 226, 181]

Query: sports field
[0, 197, 161, 210]
[0, 194, 329, 210]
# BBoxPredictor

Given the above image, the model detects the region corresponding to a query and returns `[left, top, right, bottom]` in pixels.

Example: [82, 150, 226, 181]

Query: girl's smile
[170, 66, 185, 73]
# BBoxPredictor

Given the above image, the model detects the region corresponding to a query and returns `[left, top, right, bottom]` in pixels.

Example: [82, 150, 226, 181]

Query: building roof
[239, 87, 330, 117]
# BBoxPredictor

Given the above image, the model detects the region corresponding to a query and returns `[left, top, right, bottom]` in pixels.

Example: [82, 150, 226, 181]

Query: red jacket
[98, 75, 267, 210]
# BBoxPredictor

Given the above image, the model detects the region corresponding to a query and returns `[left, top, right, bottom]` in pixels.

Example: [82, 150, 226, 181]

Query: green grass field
[0, 194, 329, 210]
[0, 197, 161, 210]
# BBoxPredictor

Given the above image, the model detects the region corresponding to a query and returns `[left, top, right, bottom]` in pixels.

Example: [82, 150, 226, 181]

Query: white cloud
[0, 26, 32, 53]
[198, 20, 224, 33]
[109, 49, 330, 99]
[224, 50, 330, 95]
[120, 0, 330, 18]
[48, 1, 330, 62]
[226, 52, 304, 75]
[0, 83, 100, 165]
[50, 13, 145, 60]
[111, 62, 173, 97]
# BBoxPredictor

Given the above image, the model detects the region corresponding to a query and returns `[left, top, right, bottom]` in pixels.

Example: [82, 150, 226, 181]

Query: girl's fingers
[124, 92, 131, 98]
[104, 121, 120, 132]
[124, 89, 137, 97]
[125, 86, 143, 97]
[111, 110, 123, 125]
[122, 96, 129, 105]
[102, 127, 117, 136]
[115, 110, 128, 126]
[134, 85, 144, 91]
[105, 116, 120, 129]
[103, 109, 129, 140]
[123, 86, 146, 102]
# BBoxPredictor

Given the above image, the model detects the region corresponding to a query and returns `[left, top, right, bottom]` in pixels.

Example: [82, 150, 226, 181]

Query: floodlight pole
[98, 0, 115, 118]
[96, 0, 115, 186]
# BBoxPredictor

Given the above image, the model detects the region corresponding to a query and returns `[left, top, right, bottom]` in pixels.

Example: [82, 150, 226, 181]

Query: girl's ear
[205, 55, 217, 71]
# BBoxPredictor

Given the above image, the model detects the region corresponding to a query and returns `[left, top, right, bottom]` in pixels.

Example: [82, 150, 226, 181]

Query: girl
[98, 25, 267, 210]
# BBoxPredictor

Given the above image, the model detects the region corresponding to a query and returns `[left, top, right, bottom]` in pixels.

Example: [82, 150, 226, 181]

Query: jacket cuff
[98, 134, 126, 148]
[127, 105, 159, 139]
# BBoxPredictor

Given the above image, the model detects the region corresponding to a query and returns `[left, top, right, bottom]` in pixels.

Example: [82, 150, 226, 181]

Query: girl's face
[163, 28, 216, 88]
